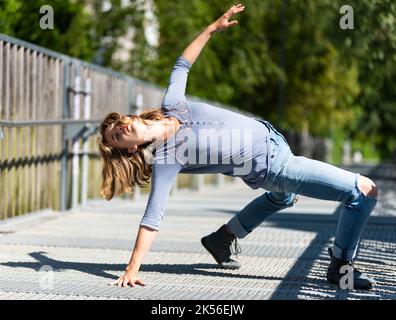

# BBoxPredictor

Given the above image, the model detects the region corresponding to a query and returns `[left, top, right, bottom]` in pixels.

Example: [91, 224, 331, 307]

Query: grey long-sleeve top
[140, 56, 272, 230]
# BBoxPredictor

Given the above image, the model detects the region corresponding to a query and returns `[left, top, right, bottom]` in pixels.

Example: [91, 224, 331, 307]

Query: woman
[99, 4, 378, 290]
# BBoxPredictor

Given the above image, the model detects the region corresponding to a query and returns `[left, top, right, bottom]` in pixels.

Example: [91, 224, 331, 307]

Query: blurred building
[85, 0, 159, 65]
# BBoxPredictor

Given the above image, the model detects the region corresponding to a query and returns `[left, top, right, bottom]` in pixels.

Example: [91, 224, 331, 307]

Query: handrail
[0, 33, 262, 119]
[0, 33, 165, 92]
[0, 32, 251, 217]
[0, 119, 100, 127]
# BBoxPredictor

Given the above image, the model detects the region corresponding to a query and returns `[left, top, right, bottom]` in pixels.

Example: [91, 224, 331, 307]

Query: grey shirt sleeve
[162, 56, 192, 108]
[140, 163, 182, 230]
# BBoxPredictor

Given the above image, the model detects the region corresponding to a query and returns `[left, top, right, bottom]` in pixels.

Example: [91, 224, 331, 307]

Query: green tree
[89, 0, 142, 69]
[147, 0, 360, 139]
[0, 0, 21, 34]
[278, 0, 361, 137]
[342, 0, 395, 158]
[2, 0, 393, 158]
[318, 0, 396, 158]
[149, 0, 281, 111]
[2, 0, 95, 60]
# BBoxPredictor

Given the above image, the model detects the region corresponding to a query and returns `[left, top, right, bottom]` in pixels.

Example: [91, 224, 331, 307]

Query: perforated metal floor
[0, 164, 395, 300]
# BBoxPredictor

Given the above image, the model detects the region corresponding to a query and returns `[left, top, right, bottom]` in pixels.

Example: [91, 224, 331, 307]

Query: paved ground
[0, 164, 395, 300]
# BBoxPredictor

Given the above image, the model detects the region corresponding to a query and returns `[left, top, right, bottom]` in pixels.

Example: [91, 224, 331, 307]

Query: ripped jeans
[227, 121, 378, 261]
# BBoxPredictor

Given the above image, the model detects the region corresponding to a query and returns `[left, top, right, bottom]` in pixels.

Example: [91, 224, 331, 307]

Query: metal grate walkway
[0, 164, 395, 300]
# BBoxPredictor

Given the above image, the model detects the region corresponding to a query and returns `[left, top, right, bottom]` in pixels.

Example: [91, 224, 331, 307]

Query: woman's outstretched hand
[211, 4, 245, 33]
[109, 270, 146, 288]
[180, 3, 245, 64]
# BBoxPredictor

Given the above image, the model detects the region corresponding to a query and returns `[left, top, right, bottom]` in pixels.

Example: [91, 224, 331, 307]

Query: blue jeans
[227, 121, 378, 261]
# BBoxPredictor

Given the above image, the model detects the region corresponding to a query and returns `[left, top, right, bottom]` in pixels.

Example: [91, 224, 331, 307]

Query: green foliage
[146, 0, 283, 117]
[0, 0, 95, 60]
[147, 0, 394, 157]
[148, 0, 361, 139]
[331, 127, 346, 165]
[0, 0, 21, 34]
[0, 0, 394, 159]
[324, 0, 396, 158]
[351, 139, 381, 163]
[277, 0, 361, 136]
[88, 0, 145, 69]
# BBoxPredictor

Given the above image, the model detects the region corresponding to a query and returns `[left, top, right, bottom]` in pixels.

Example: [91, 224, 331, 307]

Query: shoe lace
[329, 248, 360, 274]
[347, 260, 361, 273]
[230, 238, 242, 256]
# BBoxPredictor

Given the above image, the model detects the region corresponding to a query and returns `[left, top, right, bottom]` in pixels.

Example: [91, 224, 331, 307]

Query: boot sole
[201, 237, 240, 270]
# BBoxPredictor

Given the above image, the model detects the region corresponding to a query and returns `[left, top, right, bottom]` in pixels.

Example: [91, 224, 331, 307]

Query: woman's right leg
[226, 191, 298, 238]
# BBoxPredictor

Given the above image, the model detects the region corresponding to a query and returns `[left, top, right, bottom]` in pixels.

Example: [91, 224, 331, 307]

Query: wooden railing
[0, 33, 242, 220]
[0, 33, 334, 221]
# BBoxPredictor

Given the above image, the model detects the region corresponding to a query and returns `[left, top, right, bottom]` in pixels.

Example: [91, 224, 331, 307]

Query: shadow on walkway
[1, 164, 395, 299]
[1, 251, 284, 282]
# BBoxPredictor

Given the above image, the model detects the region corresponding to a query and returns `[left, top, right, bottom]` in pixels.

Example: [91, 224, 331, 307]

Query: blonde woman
[99, 4, 378, 290]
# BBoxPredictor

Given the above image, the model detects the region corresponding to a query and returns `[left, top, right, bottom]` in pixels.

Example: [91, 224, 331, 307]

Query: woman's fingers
[225, 4, 242, 16]
[110, 276, 122, 287]
[109, 280, 118, 286]
[136, 278, 146, 286]
[224, 5, 245, 20]
[234, 5, 245, 13]
[231, 4, 245, 10]
[109, 275, 145, 288]
[228, 20, 239, 27]
[122, 278, 129, 287]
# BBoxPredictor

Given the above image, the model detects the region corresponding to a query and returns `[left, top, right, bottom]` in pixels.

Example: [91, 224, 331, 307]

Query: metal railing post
[127, 78, 134, 115]
[133, 93, 143, 201]
[215, 174, 225, 187]
[81, 78, 91, 209]
[60, 61, 70, 212]
[192, 175, 204, 191]
[71, 70, 81, 210]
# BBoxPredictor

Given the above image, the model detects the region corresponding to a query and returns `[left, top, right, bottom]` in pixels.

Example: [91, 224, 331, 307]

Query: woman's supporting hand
[110, 269, 146, 288]
[210, 4, 245, 33]
[109, 225, 158, 288]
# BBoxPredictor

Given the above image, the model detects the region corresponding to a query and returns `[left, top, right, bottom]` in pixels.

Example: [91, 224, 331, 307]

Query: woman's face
[104, 116, 145, 153]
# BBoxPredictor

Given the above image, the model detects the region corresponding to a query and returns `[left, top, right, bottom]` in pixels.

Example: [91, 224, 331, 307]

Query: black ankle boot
[201, 225, 241, 270]
[326, 248, 376, 290]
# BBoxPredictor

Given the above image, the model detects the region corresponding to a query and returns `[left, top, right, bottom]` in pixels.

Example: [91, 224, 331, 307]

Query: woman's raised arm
[181, 4, 245, 65]
[162, 4, 245, 107]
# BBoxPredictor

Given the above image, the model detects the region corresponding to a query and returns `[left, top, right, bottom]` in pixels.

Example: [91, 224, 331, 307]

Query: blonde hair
[98, 108, 165, 200]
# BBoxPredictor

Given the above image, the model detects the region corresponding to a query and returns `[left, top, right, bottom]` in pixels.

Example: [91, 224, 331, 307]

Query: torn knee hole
[358, 176, 378, 198]
[366, 188, 378, 198]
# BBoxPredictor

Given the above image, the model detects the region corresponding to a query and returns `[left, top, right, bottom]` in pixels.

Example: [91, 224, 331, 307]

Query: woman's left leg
[216, 153, 378, 288]
[275, 155, 378, 262]
[271, 154, 378, 289]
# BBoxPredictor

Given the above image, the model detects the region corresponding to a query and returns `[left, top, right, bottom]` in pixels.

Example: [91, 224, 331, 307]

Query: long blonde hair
[98, 108, 165, 200]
